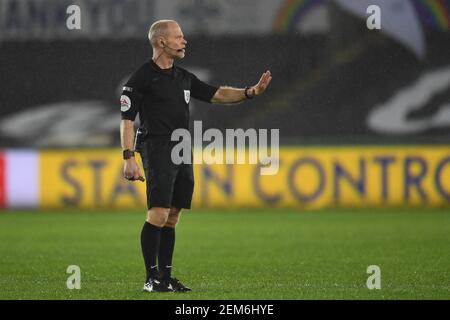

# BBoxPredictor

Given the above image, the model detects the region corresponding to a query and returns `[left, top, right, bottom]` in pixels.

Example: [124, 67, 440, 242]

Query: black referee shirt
[120, 60, 218, 135]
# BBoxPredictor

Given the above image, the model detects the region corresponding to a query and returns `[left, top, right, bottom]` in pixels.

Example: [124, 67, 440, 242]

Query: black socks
[141, 222, 176, 282]
[141, 222, 161, 282]
[158, 226, 176, 280]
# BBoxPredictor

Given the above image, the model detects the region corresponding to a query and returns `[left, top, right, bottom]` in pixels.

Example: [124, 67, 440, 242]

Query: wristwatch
[123, 149, 135, 160]
[244, 86, 254, 99]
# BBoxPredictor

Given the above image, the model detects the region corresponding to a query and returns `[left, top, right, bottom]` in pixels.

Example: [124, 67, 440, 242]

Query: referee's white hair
[148, 20, 177, 47]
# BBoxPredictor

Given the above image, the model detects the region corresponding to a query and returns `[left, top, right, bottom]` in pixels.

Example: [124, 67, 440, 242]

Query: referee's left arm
[120, 119, 135, 151]
[120, 68, 145, 182]
[120, 119, 144, 182]
[211, 70, 272, 104]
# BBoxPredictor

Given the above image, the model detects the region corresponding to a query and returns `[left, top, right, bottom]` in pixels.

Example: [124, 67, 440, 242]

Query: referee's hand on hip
[123, 158, 145, 182]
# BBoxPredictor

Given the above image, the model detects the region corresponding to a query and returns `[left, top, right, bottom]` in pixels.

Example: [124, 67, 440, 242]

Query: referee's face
[164, 23, 187, 60]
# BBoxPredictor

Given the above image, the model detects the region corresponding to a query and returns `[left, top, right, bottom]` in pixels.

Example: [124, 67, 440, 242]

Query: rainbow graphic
[410, 0, 450, 30]
[273, 0, 326, 33]
[274, 0, 450, 33]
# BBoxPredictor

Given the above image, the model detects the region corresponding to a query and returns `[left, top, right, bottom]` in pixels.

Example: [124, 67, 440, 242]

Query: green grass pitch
[0, 208, 448, 300]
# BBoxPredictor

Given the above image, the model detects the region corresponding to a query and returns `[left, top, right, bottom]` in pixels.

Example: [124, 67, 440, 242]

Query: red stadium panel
[0, 153, 5, 207]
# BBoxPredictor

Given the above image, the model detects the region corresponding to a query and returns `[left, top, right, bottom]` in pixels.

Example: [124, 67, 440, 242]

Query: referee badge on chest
[184, 90, 190, 104]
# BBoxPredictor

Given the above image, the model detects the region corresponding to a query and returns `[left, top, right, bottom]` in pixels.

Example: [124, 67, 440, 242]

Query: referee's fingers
[136, 168, 145, 182]
[124, 172, 136, 181]
[133, 173, 145, 182]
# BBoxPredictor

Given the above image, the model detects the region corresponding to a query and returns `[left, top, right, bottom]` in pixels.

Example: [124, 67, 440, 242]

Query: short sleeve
[189, 73, 218, 103]
[120, 68, 146, 121]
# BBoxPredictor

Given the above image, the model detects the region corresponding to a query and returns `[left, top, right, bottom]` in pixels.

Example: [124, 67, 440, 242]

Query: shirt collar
[150, 59, 174, 74]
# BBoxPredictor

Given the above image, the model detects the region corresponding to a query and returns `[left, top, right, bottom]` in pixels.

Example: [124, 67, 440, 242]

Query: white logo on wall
[120, 95, 132, 112]
[184, 90, 190, 104]
[368, 66, 450, 134]
[0, 102, 121, 147]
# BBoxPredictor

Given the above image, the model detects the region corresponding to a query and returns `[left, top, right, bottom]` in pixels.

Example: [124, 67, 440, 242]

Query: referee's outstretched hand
[123, 158, 145, 182]
[250, 70, 272, 97]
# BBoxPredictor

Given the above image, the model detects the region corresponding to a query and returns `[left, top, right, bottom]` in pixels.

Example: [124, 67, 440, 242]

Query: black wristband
[244, 86, 254, 99]
[123, 149, 135, 160]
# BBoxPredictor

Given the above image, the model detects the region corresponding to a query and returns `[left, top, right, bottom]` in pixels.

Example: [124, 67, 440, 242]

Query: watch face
[123, 150, 134, 159]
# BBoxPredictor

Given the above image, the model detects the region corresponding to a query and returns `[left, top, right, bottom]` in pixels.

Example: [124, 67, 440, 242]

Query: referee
[120, 20, 272, 292]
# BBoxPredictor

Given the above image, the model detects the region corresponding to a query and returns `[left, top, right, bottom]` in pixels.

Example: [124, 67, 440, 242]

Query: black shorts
[141, 135, 194, 210]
